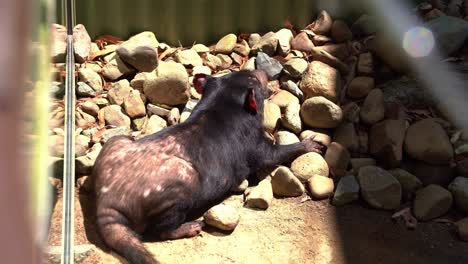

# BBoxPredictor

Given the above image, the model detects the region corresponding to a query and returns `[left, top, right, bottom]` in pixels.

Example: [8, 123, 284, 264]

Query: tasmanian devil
[92, 70, 323, 264]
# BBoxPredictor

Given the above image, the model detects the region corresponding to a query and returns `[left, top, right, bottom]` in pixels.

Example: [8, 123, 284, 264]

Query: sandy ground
[44, 186, 468, 264]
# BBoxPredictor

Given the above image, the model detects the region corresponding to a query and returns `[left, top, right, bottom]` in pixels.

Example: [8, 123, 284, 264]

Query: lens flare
[403, 26, 434, 58]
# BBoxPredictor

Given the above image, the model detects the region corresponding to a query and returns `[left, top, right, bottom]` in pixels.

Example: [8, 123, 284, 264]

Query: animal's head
[192, 70, 269, 115]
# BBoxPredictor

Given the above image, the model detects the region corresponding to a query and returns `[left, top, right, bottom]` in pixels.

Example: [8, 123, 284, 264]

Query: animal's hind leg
[159, 221, 205, 240]
[97, 207, 158, 264]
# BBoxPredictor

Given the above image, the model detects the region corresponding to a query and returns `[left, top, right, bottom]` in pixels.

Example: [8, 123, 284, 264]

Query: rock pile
[48, 4, 468, 239]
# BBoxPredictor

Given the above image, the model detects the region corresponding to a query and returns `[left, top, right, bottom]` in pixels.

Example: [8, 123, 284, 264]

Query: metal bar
[60, 0, 75, 263]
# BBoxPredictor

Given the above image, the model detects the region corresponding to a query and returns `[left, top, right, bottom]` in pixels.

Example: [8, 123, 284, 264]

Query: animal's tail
[97, 208, 158, 264]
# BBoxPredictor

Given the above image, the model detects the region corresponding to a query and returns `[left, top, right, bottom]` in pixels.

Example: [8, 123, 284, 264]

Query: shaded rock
[275, 131, 300, 145]
[142, 115, 167, 135]
[300, 60, 341, 102]
[283, 58, 308, 78]
[360, 89, 385, 125]
[413, 184, 453, 221]
[123, 89, 146, 118]
[270, 90, 299, 109]
[311, 43, 350, 61]
[78, 68, 103, 93]
[380, 76, 436, 109]
[310, 50, 349, 75]
[357, 165, 402, 210]
[143, 61, 189, 106]
[350, 158, 376, 174]
[282, 102, 302, 133]
[132, 116, 147, 131]
[448, 177, 468, 212]
[402, 159, 455, 186]
[281, 80, 304, 100]
[331, 20, 352, 43]
[456, 217, 468, 242]
[101, 53, 134, 81]
[77, 82, 96, 97]
[130, 72, 151, 91]
[324, 142, 350, 176]
[291, 152, 329, 182]
[204, 203, 240, 231]
[51, 24, 67, 62]
[334, 122, 359, 152]
[308, 175, 334, 199]
[244, 178, 273, 210]
[404, 119, 453, 165]
[263, 101, 281, 132]
[351, 14, 378, 37]
[357, 52, 374, 75]
[308, 10, 333, 35]
[301, 96, 343, 128]
[358, 128, 369, 154]
[312, 35, 332, 46]
[116, 31, 159, 72]
[73, 24, 92, 63]
[252, 32, 278, 56]
[426, 15, 468, 55]
[275, 28, 293, 56]
[101, 105, 131, 128]
[389, 168, 423, 201]
[367, 34, 408, 73]
[457, 158, 468, 177]
[291, 32, 314, 52]
[255, 52, 283, 80]
[369, 119, 406, 168]
[347, 77, 374, 99]
[342, 102, 360, 123]
[174, 49, 203, 67]
[215, 34, 237, 54]
[233, 179, 249, 193]
[271, 166, 305, 197]
[332, 175, 360, 206]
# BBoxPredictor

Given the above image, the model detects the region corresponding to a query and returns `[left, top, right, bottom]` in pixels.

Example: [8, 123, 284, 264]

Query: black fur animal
[92, 70, 322, 264]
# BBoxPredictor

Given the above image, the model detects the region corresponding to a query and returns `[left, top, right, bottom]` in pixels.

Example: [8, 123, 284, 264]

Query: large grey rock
[425, 15, 468, 55]
[332, 175, 360, 206]
[404, 118, 453, 165]
[300, 60, 341, 102]
[448, 177, 468, 213]
[255, 52, 283, 80]
[73, 24, 92, 63]
[413, 184, 453, 221]
[271, 166, 305, 197]
[389, 168, 423, 201]
[357, 166, 402, 210]
[203, 203, 240, 231]
[143, 61, 189, 106]
[116, 31, 159, 72]
[369, 119, 407, 168]
[301, 96, 343, 128]
[291, 152, 329, 182]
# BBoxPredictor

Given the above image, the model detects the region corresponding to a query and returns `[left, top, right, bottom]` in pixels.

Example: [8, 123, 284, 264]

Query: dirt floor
[45, 186, 468, 264]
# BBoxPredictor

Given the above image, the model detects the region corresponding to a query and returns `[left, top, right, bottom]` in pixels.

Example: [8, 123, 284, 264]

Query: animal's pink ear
[245, 89, 258, 114]
[193, 74, 208, 94]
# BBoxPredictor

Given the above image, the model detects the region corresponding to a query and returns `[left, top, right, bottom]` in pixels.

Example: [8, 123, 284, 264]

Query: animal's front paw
[302, 135, 326, 154]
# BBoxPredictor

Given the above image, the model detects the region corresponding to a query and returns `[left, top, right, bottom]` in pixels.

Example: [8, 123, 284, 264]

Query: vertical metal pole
[61, 0, 75, 263]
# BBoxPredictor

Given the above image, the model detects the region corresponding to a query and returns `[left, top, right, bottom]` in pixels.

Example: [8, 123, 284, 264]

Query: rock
[130, 72, 150, 91]
[95, 98, 109, 108]
[350, 158, 376, 173]
[248, 33, 261, 48]
[215, 34, 237, 54]
[342, 102, 360, 123]
[456, 217, 468, 242]
[425, 16, 468, 55]
[192, 65, 212, 76]
[174, 49, 203, 67]
[204, 53, 223, 70]
[263, 102, 281, 132]
[331, 20, 352, 43]
[309, 10, 333, 35]
[51, 24, 67, 62]
[216, 54, 233, 69]
[282, 102, 302, 133]
[203, 203, 240, 231]
[380, 76, 436, 109]
[101, 105, 131, 128]
[312, 35, 332, 46]
[244, 178, 273, 210]
[283, 58, 308, 78]
[147, 104, 170, 117]
[73, 24, 92, 63]
[270, 90, 299, 109]
[233, 40, 250, 57]
[347, 77, 374, 99]
[116, 31, 159, 72]
[142, 115, 167, 135]
[49, 134, 64, 157]
[424, 8, 446, 20]
[76, 109, 96, 128]
[310, 50, 349, 75]
[101, 53, 134, 81]
[389, 169, 423, 201]
[50, 82, 65, 98]
[233, 179, 249, 193]
[311, 43, 350, 61]
[132, 116, 147, 131]
[369, 119, 406, 168]
[255, 52, 283, 80]
[252, 32, 278, 56]
[351, 14, 378, 37]
[168, 108, 180, 126]
[300, 60, 341, 102]
[76, 176, 93, 192]
[290, 32, 314, 52]
[180, 99, 198, 123]
[357, 52, 374, 75]
[144, 61, 189, 106]
[275, 29, 293, 56]
[189, 44, 209, 54]
[457, 158, 468, 177]
[80, 101, 99, 117]
[332, 175, 360, 206]
[403, 159, 455, 186]
[123, 89, 146, 119]
[241, 57, 256, 71]
[78, 68, 103, 93]
[404, 119, 453, 165]
[275, 131, 300, 145]
[301, 96, 343, 128]
[75, 135, 90, 157]
[76, 82, 96, 97]
[448, 177, 468, 212]
[308, 175, 334, 199]
[76, 143, 102, 175]
[271, 166, 305, 197]
[281, 80, 304, 100]
[291, 152, 329, 182]
[413, 184, 453, 221]
[360, 89, 385, 125]
[300, 130, 331, 146]
[333, 122, 359, 152]
[357, 166, 402, 210]
[367, 35, 408, 73]
[324, 142, 350, 176]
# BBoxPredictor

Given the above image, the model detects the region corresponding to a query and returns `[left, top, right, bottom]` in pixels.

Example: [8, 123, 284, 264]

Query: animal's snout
[251, 70, 268, 87]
